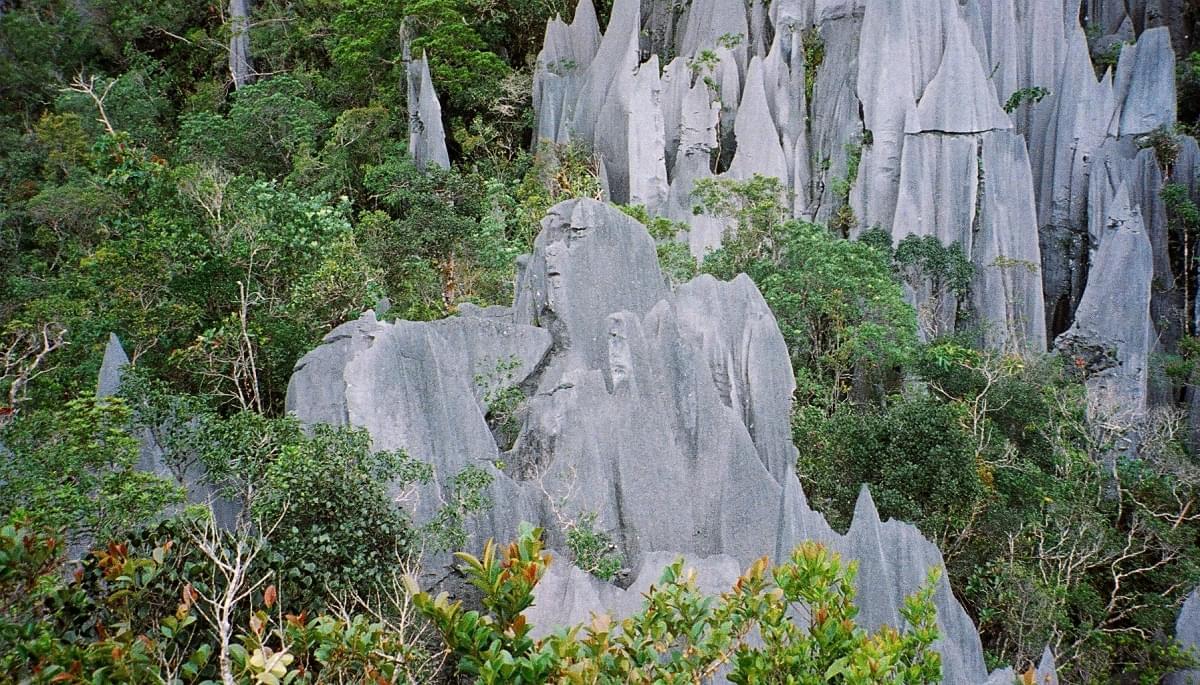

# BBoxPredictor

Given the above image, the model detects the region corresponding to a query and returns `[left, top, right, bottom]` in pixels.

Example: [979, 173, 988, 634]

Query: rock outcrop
[1055, 184, 1154, 426]
[1168, 590, 1200, 685]
[525, 0, 1180, 425]
[405, 51, 450, 170]
[288, 199, 1044, 682]
[96, 334, 241, 526]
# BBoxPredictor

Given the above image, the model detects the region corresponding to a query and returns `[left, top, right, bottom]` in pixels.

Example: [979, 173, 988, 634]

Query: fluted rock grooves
[302, 0, 1198, 678]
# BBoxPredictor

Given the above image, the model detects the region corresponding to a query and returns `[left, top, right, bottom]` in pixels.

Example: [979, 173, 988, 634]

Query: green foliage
[799, 347, 1200, 680]
[892, 234, 974, 298]
[179, 75, 329, 180]
[699, 177, 915, 407]
[693, 173, 792, 268]
[1180, 51, 1200, 132]
[511, 143, 603, 246]
[414, 526, 943, 684]
[619, 203, 698, 287]
[563, 512, 624, 582]
[476, 356, 527, 450]
[1164, 182, 1200, 237]
[0, 512, 443, 683]
[1002, 86, 1050, 114]
[119, 375, 447, 608]
[802, 30, 825, 103]
[795, 397, 984, 535]
[0, 395, 183, 546]
[1095, 40, 1124, 71]
[252, 424, 430, 598]
[421, 465, 496, 553]
[1138, 126, 1181, 169]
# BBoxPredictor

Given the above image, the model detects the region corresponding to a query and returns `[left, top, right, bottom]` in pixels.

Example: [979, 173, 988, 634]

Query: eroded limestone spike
[1111, 26, 1176, 136]
[726, 56, 788, 182]
[1055, 183, 1153, 425]
[1167, 589, 1200, 685]
[406, 52, 450, 170]
[905, 13, 1012, 134]
[97, 333, 129, 398]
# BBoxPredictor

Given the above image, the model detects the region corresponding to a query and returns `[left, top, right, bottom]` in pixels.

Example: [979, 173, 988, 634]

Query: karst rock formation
[85, 0, 1192, 679]
[286, 198, 1056, 682]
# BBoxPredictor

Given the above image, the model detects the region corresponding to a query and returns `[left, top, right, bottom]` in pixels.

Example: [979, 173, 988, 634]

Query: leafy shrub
[252, 424, 431, 599]
[0, 512, 444, 684]
[413, 526, 944, 684]
[795, 396, 984, 536]
[0, 394, 183, 547]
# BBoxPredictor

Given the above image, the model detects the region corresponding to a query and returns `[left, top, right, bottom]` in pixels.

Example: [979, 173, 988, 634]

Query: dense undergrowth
[3, 1, 1200, 682]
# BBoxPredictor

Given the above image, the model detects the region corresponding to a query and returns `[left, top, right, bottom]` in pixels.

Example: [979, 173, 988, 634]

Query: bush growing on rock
[413, 526, 944, 684]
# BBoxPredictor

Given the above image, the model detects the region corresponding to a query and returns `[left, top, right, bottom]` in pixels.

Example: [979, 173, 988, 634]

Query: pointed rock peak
[727, 56, 787, 181]
[852, 483, 882, 527]
[570, 0, 599, 36]
[907, 14, 1011, 134]
[97, 333, 130, 398]
[1108, 182, 1142, 234]
[407, 51, 450, 170]
[600, 0, 639, 38]
[1113, 26, 1176, 136]
[1037, 646, 1059, 685]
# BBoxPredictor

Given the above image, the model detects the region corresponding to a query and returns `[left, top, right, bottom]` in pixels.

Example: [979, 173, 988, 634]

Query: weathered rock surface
[288, 199, 1035, 683]
[1055, 184, 1153, 423]
[529, 0, 1176, 384]
[96, 334, 240, 526]
[1168, 589, 1200, 685]
[228, 0, 253, 89]
[97, 332, 129, 399]
[405, 51, 450, 170]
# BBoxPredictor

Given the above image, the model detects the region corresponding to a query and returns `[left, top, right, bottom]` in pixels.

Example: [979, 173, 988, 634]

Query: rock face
[95, 334, 241, 526]
[288, 199, 1041, 682]
[527, 0, 1180, 425]
[1055, 184, 1153, 425]
[1168, 590, 1200, 685]
[405, 51, 450, 170]
[228, 0, 253, 89]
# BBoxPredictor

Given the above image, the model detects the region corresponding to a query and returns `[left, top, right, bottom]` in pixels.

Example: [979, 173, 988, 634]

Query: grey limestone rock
[904, 12, 1011, 135]
[674, 274, 798, 482]
[1035, 22, 1114, 337]
[891, 133, 979, 338]
[95, 334, 240, 525]
[1111, 26, 1176, 136]
[406, 52, 450, 170]
[726, 56, 788, 183]
[665, 77, 725, 259]
[514, 199, 669, 384]
[567, 0, 640, 148]
[97, 332, 129, 399]
[973, 131, 1048, 353]
[1168, 589, 1200, 685]
[851, 0, 916, 230]
[838, 487, 988, 683]
[285, 312, 384, 427]
[525, 551, 743, 640]
[289, 199, 1014, 683]
[532, 0, 601, 145]
[677, 0, 750, 77]
[625, 57, 671, 211]
[806, 4, 863, 224]
[228, 0, 254, 89]
[1055, 183, 1153, 423]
